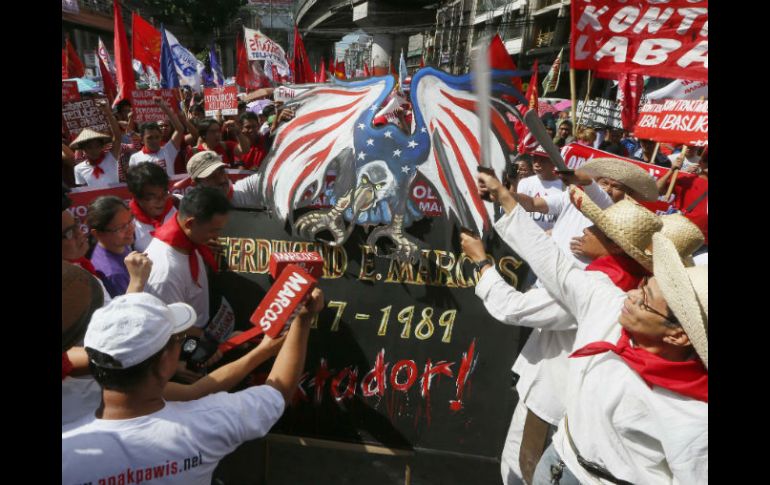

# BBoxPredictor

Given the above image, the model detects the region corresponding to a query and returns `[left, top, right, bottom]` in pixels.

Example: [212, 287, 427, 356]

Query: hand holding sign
[476, 169, 505, 203]
[223, 120, 239, 134]
[459, 232, 487, 263]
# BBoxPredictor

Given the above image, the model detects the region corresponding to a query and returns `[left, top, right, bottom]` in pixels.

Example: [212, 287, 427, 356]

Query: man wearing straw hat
[71, 101, 124, 188]
[476, 171, 707, 485]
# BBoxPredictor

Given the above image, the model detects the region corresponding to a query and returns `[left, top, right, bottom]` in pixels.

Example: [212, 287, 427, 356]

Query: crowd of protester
[62, 84, 707, 485]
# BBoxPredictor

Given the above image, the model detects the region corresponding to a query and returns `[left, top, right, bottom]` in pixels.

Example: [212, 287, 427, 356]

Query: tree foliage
[142, 0, 245, 49]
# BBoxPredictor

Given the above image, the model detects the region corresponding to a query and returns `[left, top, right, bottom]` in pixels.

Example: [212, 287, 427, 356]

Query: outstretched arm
[163, 335, 285, 401]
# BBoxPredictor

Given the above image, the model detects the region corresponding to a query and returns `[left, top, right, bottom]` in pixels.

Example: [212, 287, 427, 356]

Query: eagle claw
[366, 217, 421, 264]
[295, 208, 347, 246]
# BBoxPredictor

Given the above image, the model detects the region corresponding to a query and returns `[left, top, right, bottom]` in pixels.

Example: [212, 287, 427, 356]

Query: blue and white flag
[164, 28, 205, 92]
[160, 25, 179, 89]
[209, 42, 225, 87]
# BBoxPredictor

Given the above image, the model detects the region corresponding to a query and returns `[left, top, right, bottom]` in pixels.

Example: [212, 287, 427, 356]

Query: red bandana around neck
[586, 253, 650, 292]
[570, 329, 708, 402]
[68, 257, 98, 277]
[151, 216, 218, 286]
[141, 145, 160, 155]
[130, 197, 174, 229]
[62, 352, 73, 380]
[87, 152, 107, 179]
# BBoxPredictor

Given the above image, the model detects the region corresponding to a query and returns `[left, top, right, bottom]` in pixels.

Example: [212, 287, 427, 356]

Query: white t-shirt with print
[62, 385, 285, 485]
[129, 143, 179, 177]
[144, 238, 209, 328]
[62, 375, 102, 427]
[74, 153, 120, 188]
[133, 208, 178, 253]
[516, 175, 564, 231]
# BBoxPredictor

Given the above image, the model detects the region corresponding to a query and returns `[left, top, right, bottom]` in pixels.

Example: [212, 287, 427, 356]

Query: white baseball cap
[84, 293, 197, 369]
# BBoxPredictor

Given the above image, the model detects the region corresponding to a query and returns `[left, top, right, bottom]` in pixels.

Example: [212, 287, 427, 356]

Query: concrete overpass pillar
[371, 34, 393, 76]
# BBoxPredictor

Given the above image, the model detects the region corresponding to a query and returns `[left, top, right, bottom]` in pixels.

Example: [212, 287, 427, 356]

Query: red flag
[617, 72, 644, 131]
[488, 34, 522, 94]
[419, 57, 425, 68]
[62, 50, 68, 79]
[389, 60, 396, 77]
[292, 25, 314, 84]
[99, 55, 117, 104]
[363, 63, 370, 77]
[112, 0, 135, 105]
[335, 61, 346, 80]
[525, 59, 539, 110]
[236, 31, 267, 90]
[64, 36, 85, 79]
[131, 13, 161, 75]
[318, 57, 327, 82]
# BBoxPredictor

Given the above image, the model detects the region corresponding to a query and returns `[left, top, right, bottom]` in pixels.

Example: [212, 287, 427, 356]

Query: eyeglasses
[100, 216, 135, 233]
[62, 218, 81, 240]
[637, 277, 679, 325]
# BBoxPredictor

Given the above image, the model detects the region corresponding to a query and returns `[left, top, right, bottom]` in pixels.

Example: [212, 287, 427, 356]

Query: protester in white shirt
[128, 97, 185, 177]
[126, 162, 179, 252]
[144, 186, 230, 333]
[62, 290, 324, 485]
[71, 101, 124, 188]
[186, 150, 263, 208]
[668, 144, 702, 170]
[515, 151, 564, 232]
[476, 171, 708, 485]
[464, 159, 662, 485]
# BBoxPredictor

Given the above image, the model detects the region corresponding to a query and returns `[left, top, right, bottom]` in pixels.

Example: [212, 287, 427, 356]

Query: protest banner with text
[204, 86, 239, 116]
[570, 0, 708, 81]
[131, 89, 179, 124]
[62, 97, 110, 140]
[243, 28, 290, 73]
[576, 98, 623, 129]
[634, 99, 708, 146]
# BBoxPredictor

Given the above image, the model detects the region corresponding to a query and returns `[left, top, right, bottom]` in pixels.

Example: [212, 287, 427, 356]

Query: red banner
[61, 97, 110, 140]
[633, 100, 708, 146]
[131, 89, 179, 124]
[560, 143, 676, 213]
[62, 81, 80, 104]
[570, 0, 708, 81]
[204, 86, 239, 116]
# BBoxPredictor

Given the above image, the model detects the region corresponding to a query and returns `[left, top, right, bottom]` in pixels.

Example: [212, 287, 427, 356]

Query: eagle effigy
[258, 68, 528, 262]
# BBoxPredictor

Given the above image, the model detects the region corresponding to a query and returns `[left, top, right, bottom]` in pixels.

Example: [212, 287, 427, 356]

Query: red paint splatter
[360, 349, 387, 397]
[390, 360, 418, 392]
[312, 359, 332, 404]
[449, 339, 477, 411]
[331, 366, 358, 402]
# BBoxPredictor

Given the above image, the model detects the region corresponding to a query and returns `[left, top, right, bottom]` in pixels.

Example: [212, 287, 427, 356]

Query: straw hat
[579, 157, 659, 201]
[652, 233, 708, 369]
[69, 128, 111, 150]
[647, 214, 705, 267]
[62, 261, 104, 352]
[569, 185, 662, 271]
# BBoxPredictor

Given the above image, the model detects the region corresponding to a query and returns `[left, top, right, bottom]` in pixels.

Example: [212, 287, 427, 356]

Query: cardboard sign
[62, 97, 110, 139]
[249, 264, 318, 338]
[570, 0, 708, 81]
[204, 86, 239, 116]
[62, 81, 80, 104]
[131, 89, 179, 124]
[576, 98, 623, 129]
[269, 252, 324, 279]
[634, 100, 708, 146]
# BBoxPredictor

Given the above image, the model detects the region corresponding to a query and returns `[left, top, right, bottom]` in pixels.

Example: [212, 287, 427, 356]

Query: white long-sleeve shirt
[475, 181, 614, 424]
[493, 204, 707, 484]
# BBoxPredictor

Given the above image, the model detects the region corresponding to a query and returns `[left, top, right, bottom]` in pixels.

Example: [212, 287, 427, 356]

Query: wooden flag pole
[570, 68, 577, 127]
[651, 142, 661, 164]
[576, 69, 593, 131]
[664, 151, 684, 200]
